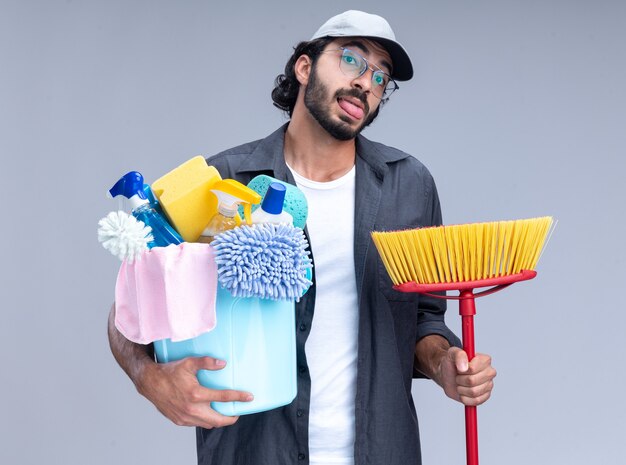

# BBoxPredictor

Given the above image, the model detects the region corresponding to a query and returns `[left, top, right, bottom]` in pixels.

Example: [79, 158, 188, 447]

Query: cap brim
[365, 36, 413, 81]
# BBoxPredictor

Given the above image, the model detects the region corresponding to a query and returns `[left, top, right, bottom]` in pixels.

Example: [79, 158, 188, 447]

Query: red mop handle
[393, 272, 538, 465]
[460, 290, 479, 465]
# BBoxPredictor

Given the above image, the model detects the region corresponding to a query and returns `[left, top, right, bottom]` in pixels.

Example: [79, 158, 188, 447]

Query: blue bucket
[153, 285, 297, 416]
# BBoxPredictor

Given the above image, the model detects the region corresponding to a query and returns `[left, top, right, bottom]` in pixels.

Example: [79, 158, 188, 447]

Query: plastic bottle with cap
[199, 179, 261, 243]
[251, 182, 294, 225]
[108, 171, 184, 248]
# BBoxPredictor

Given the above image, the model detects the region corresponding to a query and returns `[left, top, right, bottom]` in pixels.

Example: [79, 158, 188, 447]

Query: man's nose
[351, 68, 373, 93]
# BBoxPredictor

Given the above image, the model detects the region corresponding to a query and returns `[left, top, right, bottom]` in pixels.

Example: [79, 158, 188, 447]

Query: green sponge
[243, 175, 308, 229]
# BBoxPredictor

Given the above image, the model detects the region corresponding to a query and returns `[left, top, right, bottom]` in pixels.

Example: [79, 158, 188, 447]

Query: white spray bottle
[251, 182, 293, 225]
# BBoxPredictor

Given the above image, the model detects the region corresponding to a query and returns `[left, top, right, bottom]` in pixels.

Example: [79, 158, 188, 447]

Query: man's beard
[304, 64, 380, 141]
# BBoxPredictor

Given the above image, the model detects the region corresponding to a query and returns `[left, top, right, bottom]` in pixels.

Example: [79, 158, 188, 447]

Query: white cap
[311, 10, 413, 81]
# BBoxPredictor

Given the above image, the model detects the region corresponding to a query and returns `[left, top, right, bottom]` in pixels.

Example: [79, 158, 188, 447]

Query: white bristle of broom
[98, 211, 153, 262]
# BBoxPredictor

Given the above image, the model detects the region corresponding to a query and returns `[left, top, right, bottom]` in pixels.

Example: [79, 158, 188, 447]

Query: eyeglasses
[322, 47, 399, 101]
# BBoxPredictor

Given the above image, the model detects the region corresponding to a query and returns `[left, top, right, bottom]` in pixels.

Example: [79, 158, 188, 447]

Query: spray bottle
[143, 183, 165, 217]
[251, 182, 294, 225]
[199, 179, 261, 243]
[109, 171, 183, 248]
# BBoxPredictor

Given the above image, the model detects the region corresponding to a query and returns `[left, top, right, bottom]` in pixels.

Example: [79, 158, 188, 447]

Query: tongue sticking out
[338, 99, 365, 120]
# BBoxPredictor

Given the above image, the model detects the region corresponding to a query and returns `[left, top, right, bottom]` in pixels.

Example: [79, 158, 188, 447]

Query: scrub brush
[371, 216, 555, 465]
[98, 211, 153, 262]
[211, 222, 312, 300]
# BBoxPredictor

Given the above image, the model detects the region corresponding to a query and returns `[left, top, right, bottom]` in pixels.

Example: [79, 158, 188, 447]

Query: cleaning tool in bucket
[150, 156, 223, 242]
[108, 171, 183, 248]
[199, 179, 261, 243]
[250, 182, 293, 225]
[154, 219, 313, 415]
[143, 183, 165, 216]
[98, 211, 153, 262]
[212, 222, 312, 300]
[372, 216, 555, 465]
[114, 242, 218, 344]
[246, 175, 308, 229]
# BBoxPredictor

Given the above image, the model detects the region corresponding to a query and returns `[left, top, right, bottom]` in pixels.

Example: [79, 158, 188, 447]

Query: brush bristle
[212, 223, 313, 301]
[371, 216, 554, 286]
[98, 211, 153, 262]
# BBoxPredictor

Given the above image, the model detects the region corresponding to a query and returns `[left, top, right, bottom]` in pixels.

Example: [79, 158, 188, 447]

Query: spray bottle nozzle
[210, 179, 261, 225]
[108, 171, 149, 211]
[109, 171, 148, 200]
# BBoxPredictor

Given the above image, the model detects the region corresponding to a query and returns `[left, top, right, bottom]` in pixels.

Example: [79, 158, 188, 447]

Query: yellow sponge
[151, 156, 222, 242]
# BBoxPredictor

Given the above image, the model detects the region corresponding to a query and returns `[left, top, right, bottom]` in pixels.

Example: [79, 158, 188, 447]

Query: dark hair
[271, 37, 334, 117]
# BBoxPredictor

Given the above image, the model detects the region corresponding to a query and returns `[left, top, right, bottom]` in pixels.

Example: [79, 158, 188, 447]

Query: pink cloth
[115, 242, 218, 344]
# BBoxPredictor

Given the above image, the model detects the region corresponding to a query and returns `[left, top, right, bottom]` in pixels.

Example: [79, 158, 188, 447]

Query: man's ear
[294, 54, 312, 86]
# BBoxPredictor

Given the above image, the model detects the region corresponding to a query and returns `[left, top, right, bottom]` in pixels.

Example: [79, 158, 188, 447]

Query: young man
[108, 10, 496, 465]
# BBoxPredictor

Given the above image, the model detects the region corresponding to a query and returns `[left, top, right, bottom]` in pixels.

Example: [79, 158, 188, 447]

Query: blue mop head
[211, 223, 313, 301]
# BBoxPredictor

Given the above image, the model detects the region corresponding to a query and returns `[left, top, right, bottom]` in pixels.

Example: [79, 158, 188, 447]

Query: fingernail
[246, 394, 254, 401]
[461, 361, 468, 372]
[215, 359, 226, 367]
